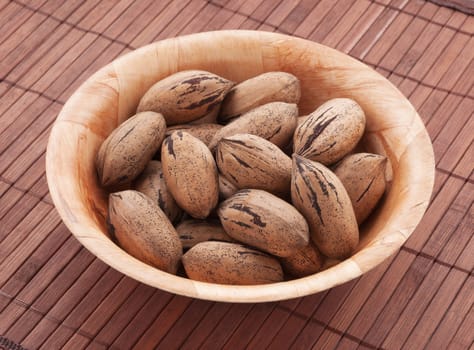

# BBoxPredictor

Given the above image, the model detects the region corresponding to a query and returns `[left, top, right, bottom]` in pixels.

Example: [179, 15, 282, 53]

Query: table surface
[0, 0, 473, 349]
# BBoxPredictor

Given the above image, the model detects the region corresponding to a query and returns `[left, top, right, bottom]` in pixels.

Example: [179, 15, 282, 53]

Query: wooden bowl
[46, 30, 434, 302]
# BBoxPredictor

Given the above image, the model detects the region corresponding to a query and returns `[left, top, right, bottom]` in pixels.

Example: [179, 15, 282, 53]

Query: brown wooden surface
[0, 0, 472, 349]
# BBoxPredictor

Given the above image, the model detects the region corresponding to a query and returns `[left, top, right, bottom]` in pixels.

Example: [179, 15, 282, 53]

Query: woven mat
[0, 0, 473, 349]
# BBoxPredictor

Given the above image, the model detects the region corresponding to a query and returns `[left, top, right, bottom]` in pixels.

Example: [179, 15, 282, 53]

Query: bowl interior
[46, 30, 434, 302]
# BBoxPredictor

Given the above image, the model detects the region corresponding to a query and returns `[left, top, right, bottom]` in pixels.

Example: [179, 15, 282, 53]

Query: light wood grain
[46, 30, 435, 302]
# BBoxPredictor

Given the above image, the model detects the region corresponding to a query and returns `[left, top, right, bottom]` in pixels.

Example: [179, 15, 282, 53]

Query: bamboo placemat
[0, 1, 472, 349]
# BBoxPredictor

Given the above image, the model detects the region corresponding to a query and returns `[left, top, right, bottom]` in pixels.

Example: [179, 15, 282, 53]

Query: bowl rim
[46, 30, 435, 302]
